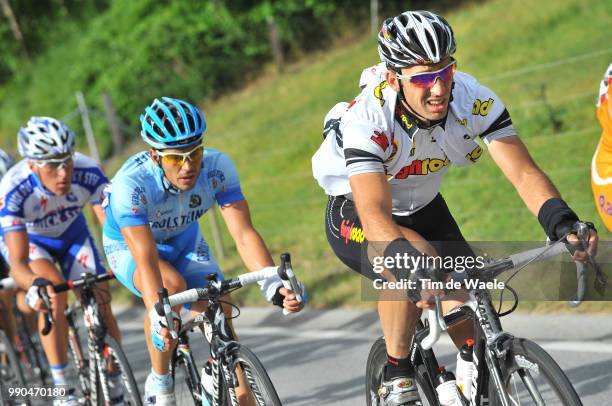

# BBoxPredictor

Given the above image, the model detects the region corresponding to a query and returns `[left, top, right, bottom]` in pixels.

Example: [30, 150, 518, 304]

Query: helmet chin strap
[154, 157, 181, 195]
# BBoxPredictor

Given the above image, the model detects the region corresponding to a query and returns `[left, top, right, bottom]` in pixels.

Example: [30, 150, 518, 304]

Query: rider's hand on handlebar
[565, 223, 598, 263]
[414, 285, 445, 310]
[25, 277, 55, 312]
[149, 308, 179, 352]
[277, 285, 306, 313]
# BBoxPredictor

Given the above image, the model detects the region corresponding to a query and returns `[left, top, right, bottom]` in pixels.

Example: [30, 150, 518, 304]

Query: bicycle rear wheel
[222, 344, 281, 406]
[99, 336, 142, 406]
[365, 336, 438, 406]
[489, 338, 582, 406]
[0, 330, 28, 406]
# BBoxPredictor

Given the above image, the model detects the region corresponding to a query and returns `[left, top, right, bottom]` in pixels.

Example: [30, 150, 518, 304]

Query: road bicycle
[42, 272, 142, 406]
[0, 277, 38, 406]
[366, 222, 603, 406]
[158, 253, 303, 406]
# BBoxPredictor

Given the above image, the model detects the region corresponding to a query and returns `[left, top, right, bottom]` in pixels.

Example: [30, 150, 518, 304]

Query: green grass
[196, 0, 612, 311]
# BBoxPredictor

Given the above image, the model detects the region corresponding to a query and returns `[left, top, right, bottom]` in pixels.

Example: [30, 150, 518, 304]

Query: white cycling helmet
[18, 117, 76, 160]
[0, 149, 15, 178]
[378, 10, 456, 69]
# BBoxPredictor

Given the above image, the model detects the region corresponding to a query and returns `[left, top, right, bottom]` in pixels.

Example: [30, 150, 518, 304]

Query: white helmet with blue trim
[18, 117, 76, 160]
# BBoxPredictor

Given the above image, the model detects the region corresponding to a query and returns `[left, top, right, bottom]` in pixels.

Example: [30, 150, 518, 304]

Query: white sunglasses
[32, 154, 74, 170]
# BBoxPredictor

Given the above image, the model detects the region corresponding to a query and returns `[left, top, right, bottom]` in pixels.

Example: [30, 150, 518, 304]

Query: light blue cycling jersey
[102, 148, 245, 296]
[103, 148, 244, 242]
[0, 153, 108, 279]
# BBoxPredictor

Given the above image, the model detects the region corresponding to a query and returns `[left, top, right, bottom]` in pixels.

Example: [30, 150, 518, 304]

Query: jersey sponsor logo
[196, 239, 211, 262]
[208, 169, 226, 189]
[394, 157, 450, 179]
[370, 131, 390, 151]
[7, 182, 35, 213]
[31, 206, 80, 229]
[189, 194, 202, 208]
[151, 208, 205, 230]
[472, 98, 494, 116]
[72, 170, 102, 187]
[131, 186, 147, 207]
[339, 219, 365, 245]
[40, 196, 49, 211]
[598, 195, 612, 216]
[66, 192, 78, 203]
[456, 118, 468, 126]
[374, 81, 388, 107]
[388, 139, 399, 161]
[465, 145, 483, 163]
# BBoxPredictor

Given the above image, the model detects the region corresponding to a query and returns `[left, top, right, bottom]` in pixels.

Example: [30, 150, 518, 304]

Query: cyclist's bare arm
[120, 224, 163, 311]
[91, 203, 106, 226]
[219, 199, 303, 312]
[4, 229, 37, 289]
[349, 172, 404, 245]
[488, 135, 560, 214]
[219, 199, 274, 271]
[488, 135, 597, 259]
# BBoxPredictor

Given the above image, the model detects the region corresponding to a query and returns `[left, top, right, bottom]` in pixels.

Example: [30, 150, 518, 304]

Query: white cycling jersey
[0, 152, 107, 239]
[312, 64, 516, 215]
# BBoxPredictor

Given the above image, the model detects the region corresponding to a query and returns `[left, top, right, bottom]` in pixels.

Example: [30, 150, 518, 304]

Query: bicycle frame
[65, 276, 113, 405]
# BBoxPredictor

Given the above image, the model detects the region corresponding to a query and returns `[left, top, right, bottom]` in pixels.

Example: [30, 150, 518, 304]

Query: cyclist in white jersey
[0, 149, 17, 342]
[102, 97, 305, 406]
[0, 117, 122, 406]
[312, 10, 597, 405]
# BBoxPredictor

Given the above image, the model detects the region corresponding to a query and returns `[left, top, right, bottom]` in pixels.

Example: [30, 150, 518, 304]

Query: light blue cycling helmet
[0, 149, 15, 178]
[140, 97, 206, 150]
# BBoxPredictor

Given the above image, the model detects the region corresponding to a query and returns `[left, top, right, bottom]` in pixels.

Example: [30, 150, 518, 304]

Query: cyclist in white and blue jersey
[102, 97, 304, 406]
[0, 149, 17, 341]
[0, 117, 123, 406]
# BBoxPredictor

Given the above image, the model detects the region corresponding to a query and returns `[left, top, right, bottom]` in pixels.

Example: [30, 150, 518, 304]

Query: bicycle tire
[222, 344, 281, 406]
[173, 349, 203, 406]
[99, 336, 142, 406]
[488, 338, 582, 406]
[0, 330, 29, 406]
[365, 336, 438, 406]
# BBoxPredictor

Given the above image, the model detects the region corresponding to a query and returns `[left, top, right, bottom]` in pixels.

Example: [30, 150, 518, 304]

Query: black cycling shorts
[325, 193, 475, 280]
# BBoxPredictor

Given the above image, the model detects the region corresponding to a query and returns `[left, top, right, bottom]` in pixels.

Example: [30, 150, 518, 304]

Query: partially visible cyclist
[0, 117, 123, 406]
[311, 10, 598, 406]
[101, 97, 305, 406]
[0, 148, 17, 339]
[592, 62, 612, 231]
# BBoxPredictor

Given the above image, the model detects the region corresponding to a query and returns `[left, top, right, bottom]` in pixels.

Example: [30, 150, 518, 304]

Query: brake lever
[39, 288, 54, 336]
[156, 288, 178, 339]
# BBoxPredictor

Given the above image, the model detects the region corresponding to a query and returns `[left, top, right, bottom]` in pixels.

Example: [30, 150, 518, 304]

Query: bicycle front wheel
[99, 336, 142, 406]
[0, 330, 28, 406]
[222, 344, 281, 406]
[489, 338, 582, 406]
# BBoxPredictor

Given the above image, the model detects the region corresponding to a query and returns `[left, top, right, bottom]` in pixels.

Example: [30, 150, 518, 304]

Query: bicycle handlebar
[419, 221, 601, 349]
[39, 272, 116, 336]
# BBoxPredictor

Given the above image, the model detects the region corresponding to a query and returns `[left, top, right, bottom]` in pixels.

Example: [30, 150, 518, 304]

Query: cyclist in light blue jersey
[0, 117, 123, 406]
[102, 97, 305, 406]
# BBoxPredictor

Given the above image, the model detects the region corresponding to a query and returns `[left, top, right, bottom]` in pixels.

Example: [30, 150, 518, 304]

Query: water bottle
[455, 338, 475, 399]
[435, 366, 463, 406]
[201, 358, 214, 406]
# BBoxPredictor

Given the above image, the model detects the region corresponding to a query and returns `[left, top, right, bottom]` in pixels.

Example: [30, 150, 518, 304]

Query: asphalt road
[112, 307, 612, 405]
